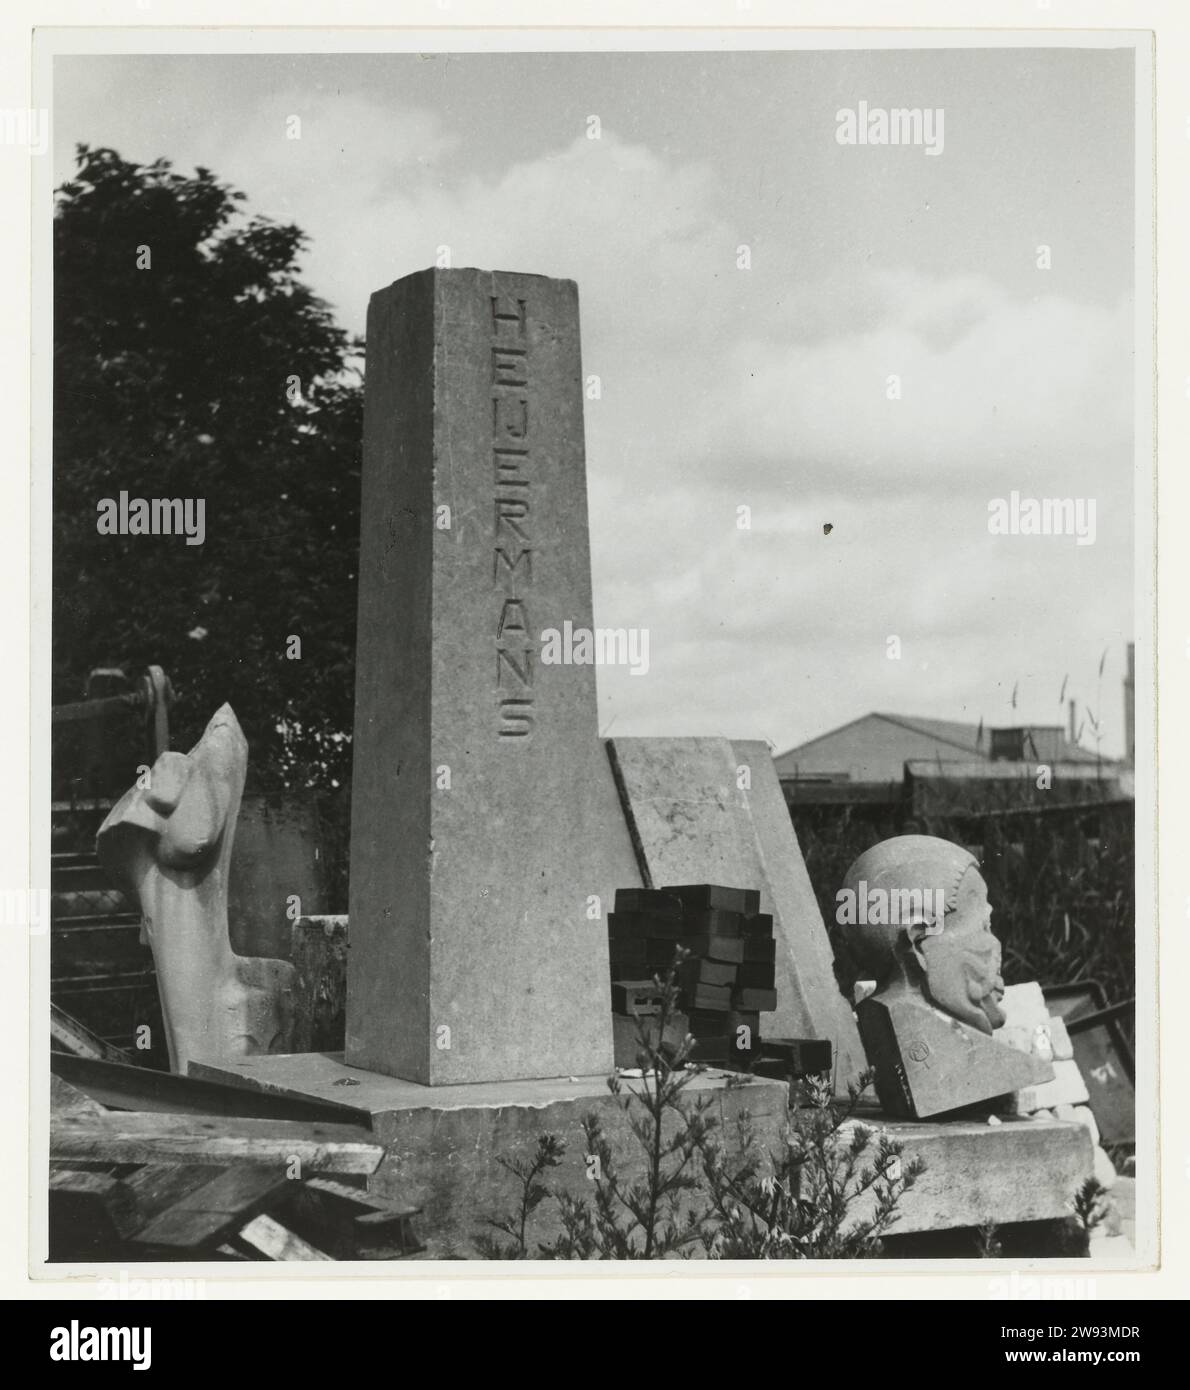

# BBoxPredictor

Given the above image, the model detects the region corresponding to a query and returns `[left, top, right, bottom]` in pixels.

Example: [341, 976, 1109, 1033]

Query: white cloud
[53, 79, 1135, 756]
[691, 279, 1132, 498]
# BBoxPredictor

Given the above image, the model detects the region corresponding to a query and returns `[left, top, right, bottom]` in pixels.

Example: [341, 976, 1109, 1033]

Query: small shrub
[540, 950, 718, 1259]
[1072, 1176, 1111, 1235]
[472, 1133, 567, 1259]
[475, 967, 924, 1260]
[696, 1069, 924, 1259]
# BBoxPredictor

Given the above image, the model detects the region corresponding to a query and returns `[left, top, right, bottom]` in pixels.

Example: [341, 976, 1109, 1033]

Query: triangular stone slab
[607, 735, 866, 1081]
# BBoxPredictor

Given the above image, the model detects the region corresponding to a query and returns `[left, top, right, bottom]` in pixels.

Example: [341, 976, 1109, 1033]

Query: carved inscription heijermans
[491, 294, 534, 738]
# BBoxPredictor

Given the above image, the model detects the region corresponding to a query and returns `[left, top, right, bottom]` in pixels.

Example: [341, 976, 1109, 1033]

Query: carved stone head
[840, 834, 1006, 1035]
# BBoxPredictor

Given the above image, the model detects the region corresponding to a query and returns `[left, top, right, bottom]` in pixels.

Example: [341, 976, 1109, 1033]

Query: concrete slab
[197, 1052, 1094, 1252]
[849, 1107, 1094, 1234]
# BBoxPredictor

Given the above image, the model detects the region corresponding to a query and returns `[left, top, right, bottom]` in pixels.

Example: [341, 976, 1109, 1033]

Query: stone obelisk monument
[346, 268, 640, 1084]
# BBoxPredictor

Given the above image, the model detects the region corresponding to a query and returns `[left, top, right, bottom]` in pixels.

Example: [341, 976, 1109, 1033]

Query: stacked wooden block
[608, 884, 777, 1066]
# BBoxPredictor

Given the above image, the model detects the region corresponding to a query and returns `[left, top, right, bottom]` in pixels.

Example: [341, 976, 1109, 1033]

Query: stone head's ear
[143, 752, 192, 815]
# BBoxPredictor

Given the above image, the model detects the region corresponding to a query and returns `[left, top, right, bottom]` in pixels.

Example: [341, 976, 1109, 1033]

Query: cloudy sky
[53, 45, 1139, 758]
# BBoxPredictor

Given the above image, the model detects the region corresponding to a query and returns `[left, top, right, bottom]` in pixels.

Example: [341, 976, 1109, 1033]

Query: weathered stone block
[1008, 1058, 1091, 1114]
[230, 794, 333, 960]
[997, 981, 1053, 1057]
[1056, 1101, 1101, 1147]
[858, 1110, 1094, 1234]
[1093, 1145, 1118, 1190]
[1001, 981, 1048, 1023]
[290, 915, 349, 1053]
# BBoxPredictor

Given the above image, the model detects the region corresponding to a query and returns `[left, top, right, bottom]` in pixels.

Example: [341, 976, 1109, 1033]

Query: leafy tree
[53, 145, 363, 790]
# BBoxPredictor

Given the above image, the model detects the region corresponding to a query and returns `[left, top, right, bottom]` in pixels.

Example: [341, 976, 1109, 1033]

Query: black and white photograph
[14, 9, 1174, 1319]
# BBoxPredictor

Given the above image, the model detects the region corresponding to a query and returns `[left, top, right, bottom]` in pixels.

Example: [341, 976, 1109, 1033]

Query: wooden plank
[302, 1176, 410, 1212]
[120, 1164, 236, 1233]
[51, 1073, 107, 1118]
[51, 1054, 366, 1125]
[353, 1208, 422, 1254]
[133, 1168, 293, 1249]
[50, 1112, 385, 1174]
[49, 1168, 140, 1239]
[50, 1002, 130, 1064]
[236, 1214, 332, 1261]
[295, 1175, 423, 1257]
[354, 1209, 415, 1231]
[49, 1169, 118, 1196]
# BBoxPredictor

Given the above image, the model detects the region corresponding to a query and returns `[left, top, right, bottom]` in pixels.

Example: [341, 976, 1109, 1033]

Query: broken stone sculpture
[841, 834, 1052, 1118]
[97, 704, 295, 1073]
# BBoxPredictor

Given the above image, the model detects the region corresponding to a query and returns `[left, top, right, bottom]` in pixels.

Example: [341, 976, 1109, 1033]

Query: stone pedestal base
[193, 1053, 786, 1256]
[195, 1053, 1094, 1257]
